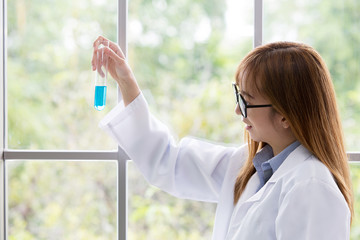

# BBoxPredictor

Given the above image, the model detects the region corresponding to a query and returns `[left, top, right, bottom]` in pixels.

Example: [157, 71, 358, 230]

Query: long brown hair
[233, 42, 353, 222]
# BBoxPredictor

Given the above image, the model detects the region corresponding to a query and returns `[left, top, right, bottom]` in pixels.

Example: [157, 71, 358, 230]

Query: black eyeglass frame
[232, 83, 272, 118]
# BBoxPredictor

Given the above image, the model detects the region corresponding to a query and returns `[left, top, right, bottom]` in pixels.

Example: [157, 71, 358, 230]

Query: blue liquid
[94, 86, 107, 111]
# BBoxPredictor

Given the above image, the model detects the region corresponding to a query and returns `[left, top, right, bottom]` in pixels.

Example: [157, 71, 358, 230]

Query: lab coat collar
[225, 145, 320, 240]
[238, 144, 312, 205]
[268, 144, 312, 183]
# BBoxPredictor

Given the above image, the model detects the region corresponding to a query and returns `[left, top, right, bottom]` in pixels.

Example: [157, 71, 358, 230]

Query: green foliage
[128, 163, 216, 240]
[7, 0, 118, 150]
[8, 161, 117, 239]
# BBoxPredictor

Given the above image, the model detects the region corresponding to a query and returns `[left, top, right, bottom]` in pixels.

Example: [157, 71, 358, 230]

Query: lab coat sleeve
[275, 178, 350, 240]
[99, 93, 240, 202]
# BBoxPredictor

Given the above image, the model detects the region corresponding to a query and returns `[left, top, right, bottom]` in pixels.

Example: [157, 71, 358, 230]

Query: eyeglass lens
[239, 95, 246, 117]
[233, 83, 246, 118]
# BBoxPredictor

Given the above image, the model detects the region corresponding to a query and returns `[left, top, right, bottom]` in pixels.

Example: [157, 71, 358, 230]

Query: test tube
[94, 41, 109, 111]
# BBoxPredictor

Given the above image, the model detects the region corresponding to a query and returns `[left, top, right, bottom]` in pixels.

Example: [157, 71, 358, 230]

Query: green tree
[8, 0, 118, 150]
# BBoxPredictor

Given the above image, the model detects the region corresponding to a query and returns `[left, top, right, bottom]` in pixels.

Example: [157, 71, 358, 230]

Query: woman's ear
[280, 117, 291, 129]
[273, 111, 291, 130]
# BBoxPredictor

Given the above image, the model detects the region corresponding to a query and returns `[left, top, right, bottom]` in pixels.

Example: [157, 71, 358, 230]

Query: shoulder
[274, 145, 339, 190]
[269, 144, 346, 204]
[280, 154, 347, 205]
[275, 158, 351, 239]
[289, 155, 338, 188]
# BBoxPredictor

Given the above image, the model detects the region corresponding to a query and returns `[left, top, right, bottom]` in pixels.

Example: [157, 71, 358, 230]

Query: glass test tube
[94, 41, 109, 111]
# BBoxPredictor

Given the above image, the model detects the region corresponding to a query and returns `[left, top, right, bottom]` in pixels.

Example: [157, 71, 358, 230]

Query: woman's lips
[245, 125, 252, 131]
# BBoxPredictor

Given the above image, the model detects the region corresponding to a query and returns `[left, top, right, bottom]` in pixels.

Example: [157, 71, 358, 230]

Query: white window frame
[0, 0, 359, 239]
[0, 0, 130, 239]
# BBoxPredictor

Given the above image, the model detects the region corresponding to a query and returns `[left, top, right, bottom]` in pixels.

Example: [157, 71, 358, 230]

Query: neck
[270, 138, 297, 156]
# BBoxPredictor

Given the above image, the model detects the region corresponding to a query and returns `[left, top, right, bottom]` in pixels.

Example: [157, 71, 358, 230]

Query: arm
[276, 179, 350, 240]
[92, 36, 242, 202]
[99, 93, 239, 202]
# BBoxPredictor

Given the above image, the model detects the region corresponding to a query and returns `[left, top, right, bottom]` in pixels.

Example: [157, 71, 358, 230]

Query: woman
[92, 36, 353, 239]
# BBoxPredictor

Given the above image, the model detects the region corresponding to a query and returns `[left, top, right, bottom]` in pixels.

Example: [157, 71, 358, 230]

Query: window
[7, 160, 117, 239]
[7, 0, 118, 150]
[1, 0, 360, 239]
[2, 0, 123, 239]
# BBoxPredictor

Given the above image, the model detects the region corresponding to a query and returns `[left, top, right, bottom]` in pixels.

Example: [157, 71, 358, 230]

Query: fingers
[93, 35, 109, 50]
[109, 42, 125, 60]
[93, 45, 126, 79]
[91, 36, 126, 71]
[93, 36, 125, 59]
[103, 46, 127, 66]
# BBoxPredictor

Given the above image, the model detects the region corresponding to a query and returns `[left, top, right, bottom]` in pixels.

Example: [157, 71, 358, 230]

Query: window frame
[0, 0, 359, 240]
[0, 0, 130, 239]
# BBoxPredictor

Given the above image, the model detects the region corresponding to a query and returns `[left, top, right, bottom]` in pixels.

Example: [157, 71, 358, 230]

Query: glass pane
[7, 160, 117, 239]
[263, 0, 360, 151]
[128, 0, 253, 143]
[128, 0, 253, 238]
[7, 0, 118, 150]
[128, 162, 216, 240]
[350, 163, 360, 239]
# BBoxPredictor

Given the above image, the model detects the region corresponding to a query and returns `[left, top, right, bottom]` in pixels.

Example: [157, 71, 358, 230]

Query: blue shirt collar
[252, 141, 301, 190]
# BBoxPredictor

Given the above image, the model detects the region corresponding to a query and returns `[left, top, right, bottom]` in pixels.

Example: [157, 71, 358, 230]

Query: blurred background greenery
[5, 0, 360, 239]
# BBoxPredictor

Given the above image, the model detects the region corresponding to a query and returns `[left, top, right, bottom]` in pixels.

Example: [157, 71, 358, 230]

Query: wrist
[118, 77, 141, 106]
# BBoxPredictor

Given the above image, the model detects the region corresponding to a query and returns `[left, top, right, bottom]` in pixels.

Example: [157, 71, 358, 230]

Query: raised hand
[92, 36, 140, 106]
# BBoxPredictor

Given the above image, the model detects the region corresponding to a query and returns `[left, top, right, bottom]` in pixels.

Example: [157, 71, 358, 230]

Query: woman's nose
[235, 104, 241, 115]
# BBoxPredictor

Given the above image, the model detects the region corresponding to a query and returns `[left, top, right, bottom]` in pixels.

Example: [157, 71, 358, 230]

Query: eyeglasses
[232, 82, 272, 118]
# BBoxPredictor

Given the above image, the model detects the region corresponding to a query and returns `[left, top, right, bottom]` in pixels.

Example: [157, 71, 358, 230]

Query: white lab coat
[99, 93, 350, 240]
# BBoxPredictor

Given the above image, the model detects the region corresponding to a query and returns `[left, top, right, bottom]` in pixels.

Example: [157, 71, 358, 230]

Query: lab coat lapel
[227, 173, 274, 238]
[231, 171, 265, 221]
[231, 145, 311, 223]
[237, 173, 260, 205]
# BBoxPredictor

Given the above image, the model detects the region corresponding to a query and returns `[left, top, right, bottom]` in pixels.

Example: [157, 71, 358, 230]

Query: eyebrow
[240, 90, 254, 99]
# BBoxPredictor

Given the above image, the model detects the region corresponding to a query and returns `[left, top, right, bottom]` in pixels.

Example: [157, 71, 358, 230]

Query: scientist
[92, 36, 352, 239]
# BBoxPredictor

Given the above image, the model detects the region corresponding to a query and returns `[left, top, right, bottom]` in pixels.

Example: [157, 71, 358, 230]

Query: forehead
[236, 68, 261, 95]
